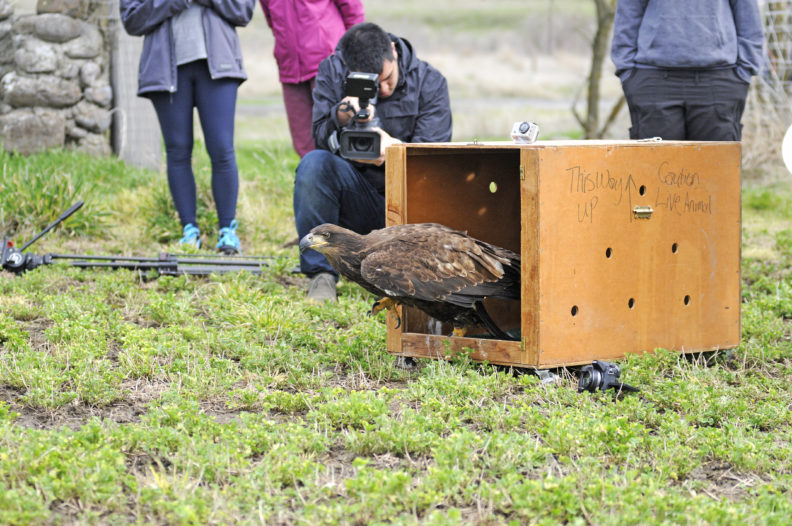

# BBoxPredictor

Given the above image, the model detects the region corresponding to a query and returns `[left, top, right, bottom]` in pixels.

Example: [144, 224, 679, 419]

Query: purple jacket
[120, 0, 255, 96]
[259, 0, 364, 84]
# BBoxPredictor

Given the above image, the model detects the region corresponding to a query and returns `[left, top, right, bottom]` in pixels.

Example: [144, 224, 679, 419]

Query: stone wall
[0, 0, 112, 155]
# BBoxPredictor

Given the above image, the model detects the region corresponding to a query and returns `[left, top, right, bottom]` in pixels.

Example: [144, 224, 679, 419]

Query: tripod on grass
[2, 201, 277, 277]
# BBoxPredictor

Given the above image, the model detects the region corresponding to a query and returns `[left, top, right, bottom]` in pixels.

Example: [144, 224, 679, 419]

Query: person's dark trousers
[621, 68, 750, 141]
[281, 77, 316, 158]
[149, 59, 240, 229]
[294, 149, 385, 277]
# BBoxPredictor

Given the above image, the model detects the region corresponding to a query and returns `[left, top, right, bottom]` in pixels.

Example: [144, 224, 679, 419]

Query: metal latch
[633, 206, 653, 219]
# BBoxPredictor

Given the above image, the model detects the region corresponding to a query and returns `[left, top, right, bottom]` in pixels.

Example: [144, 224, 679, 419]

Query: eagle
[298, 223, 521, 340]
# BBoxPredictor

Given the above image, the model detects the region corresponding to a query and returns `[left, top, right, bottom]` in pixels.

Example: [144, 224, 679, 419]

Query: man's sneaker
[307, 272, 337, 303]
[216, 219, 241, 254]
[179, 223, 201, 248]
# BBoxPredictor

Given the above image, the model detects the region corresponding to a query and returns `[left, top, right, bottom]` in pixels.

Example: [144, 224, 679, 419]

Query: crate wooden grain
[383, 140, 741, 368]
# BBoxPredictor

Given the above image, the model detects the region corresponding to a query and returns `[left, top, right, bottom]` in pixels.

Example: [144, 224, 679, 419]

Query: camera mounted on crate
[329, 72, 382, 160]
[511, 121, 539, 144]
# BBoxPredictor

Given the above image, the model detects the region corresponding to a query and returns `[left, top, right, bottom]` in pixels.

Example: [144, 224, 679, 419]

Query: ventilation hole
[571, 305, 579, 316]
[605, 247, 613, 258]
[489, 181, 498, 193]
[672, 242, 679, 254]
[684, 295, 691, 305]
[628, 298, 635, 309]
[639, 185, 647, 196]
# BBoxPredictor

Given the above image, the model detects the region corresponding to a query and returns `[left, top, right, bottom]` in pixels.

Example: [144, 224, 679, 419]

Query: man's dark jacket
[311, 34, 452, 194]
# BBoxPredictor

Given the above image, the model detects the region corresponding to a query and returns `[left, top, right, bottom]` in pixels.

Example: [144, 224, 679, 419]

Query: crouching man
[294, 22, 453, 303]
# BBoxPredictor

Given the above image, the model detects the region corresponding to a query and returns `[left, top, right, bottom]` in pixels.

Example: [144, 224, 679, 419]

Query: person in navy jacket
[294, 22, 452, 303]
[120, 0, 255, 254]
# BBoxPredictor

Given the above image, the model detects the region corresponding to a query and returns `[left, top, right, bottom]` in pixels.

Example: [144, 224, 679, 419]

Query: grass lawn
[0, 137, 791, 524]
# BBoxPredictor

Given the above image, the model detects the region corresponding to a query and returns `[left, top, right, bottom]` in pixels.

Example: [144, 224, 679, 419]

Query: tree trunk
[574, 0, 622, 139]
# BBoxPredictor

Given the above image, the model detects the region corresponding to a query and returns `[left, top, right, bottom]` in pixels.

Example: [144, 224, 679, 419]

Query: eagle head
[299, 223, 360, 256]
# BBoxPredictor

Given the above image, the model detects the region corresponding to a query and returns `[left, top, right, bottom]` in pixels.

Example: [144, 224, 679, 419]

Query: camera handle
[20, 200, 84, 252]
[354, 106, 371, 122]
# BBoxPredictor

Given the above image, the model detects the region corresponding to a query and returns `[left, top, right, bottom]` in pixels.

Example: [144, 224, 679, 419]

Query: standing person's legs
[294, 150, 385, 277]
[193, 61, 240, 230]
[282, 78, 316, 158]
[685, 69, 750, 141]
[149, 69, 197, 228]
[621, 69, 686, 140]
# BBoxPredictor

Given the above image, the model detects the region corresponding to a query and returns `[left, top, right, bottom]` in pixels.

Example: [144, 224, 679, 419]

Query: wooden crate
[384, 140, 741, 368]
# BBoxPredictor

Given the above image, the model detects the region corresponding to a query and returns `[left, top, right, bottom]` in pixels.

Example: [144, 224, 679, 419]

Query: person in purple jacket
[119, 0, 255, 254]
[260, 0, 365, 158]
[611, 0, 764, 141]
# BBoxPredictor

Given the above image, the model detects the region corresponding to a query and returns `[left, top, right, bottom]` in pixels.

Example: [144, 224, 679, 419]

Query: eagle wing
[359, 224, 516, 307]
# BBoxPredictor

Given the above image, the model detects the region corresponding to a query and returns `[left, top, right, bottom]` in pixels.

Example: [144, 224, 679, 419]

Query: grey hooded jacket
[119, 0, 255, 96]
[311, 34, 452, 194]
[611, 0, 764, 83]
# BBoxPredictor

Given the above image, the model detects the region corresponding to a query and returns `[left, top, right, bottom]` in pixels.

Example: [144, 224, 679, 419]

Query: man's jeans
[294, 150, 385, 277]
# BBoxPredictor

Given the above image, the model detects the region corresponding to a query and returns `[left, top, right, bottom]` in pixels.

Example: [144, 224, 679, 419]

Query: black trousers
[621, 68, 750, 141]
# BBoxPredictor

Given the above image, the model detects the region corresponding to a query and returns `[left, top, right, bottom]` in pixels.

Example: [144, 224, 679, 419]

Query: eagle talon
[369, 297, 402, 329]
[369, 298, 385, 317]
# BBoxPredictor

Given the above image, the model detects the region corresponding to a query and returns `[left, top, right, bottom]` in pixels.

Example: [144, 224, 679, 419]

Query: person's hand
[336, 96, 359, 127]
[336, 96, 376, 127]
[353, 127, 401, 167]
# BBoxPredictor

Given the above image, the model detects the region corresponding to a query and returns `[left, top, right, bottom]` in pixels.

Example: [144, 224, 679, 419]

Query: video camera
[331, 72, 381, 161]
[577, 360, 639, 394]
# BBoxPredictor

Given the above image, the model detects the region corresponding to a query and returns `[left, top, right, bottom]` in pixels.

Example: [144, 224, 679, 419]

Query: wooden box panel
[385, 141, 741, 368]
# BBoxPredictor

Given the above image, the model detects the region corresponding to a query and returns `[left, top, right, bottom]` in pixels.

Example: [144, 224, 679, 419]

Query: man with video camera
[294, 22, 452, 303]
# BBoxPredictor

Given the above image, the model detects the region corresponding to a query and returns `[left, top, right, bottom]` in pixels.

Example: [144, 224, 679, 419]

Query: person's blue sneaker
[216, 219, 241, 254]
[179, 223, 201, 248]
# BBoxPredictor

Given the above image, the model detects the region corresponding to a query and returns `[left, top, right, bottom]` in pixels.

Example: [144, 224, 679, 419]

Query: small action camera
[510, 121, 539, 144]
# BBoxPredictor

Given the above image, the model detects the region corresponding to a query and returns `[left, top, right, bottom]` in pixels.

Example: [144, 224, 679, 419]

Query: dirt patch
[200, 400, 247, 425]
[24, 318, 54, 350]
[0, 379, 175, 430]
[0, 384, 145, 429]
[685, 461, 765, 500]
[324, 370, 411, 392]
[275, 272, 309, 290]
[120, 378, 171, 406]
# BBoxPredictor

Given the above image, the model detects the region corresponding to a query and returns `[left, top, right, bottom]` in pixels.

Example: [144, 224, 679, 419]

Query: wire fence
[743, 1, 792, 174]
[764, 1, 792, 85]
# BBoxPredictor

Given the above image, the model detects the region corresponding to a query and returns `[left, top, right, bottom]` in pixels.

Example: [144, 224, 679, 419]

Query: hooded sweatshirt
[611, 0, 764, 83]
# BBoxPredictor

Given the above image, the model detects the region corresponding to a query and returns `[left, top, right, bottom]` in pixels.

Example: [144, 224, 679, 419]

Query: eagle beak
[298, 233, 326, 253]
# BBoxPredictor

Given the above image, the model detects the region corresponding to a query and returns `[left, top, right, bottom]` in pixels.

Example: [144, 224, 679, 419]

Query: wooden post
[109, 0, 162, 171]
